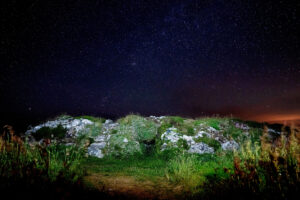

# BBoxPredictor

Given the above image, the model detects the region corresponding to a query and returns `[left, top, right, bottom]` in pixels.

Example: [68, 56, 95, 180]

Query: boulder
[188, 142, 214, 154]
[88, 143, 106, 158]
[221, 140, 239, 150]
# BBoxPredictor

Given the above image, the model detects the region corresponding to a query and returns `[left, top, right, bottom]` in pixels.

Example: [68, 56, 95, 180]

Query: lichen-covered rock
[160, 127, 183, 150]
[194, 131, 211, 138]
[221, 140, 239, 150]
[234, 122, 250, 130]
[102, 119, 119, 134]
[94, 134, 110, 142]
[161, 128, 181, 143]
[188, 142, 214, 154]
[161, 128, 216, 154]
[182, 135, 195, 146]
[88, 143, 106, 158]
[25, 117, 94, 137]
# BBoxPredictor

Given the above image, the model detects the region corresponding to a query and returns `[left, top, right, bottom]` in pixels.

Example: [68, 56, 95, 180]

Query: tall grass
[0, 134, 86, 195]
[200, 125, 300, 199]
[165, 153, 202, 191]
[165, 152, 234, 195]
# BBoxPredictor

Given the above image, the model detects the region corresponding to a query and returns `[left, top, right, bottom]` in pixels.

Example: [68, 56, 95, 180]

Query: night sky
[1, 0, 300, 129]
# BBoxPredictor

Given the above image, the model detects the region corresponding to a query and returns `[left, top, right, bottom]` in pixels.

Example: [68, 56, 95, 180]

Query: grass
[0, 134, 90, 199]
[75, 115, 106, 124]
[81, 150, 234, 193]
[194, 135, 221, 151]
[199, 126, 300, 199]
[194, 117, 228, 130]
[82, 154, 169, 182]
[223, 121, 249, 142]
[80, 119, 299, 199]
[2, 114, 299, 199]
[159, 116, 197, 136]
[0, 140, 85, 182]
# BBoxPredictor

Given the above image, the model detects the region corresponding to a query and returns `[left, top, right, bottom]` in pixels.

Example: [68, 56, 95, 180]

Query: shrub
[133, 119, 157, 143]
[118, 115, 157, 143]
[32, 125, 67, 140]
[106, 134, 141, 158]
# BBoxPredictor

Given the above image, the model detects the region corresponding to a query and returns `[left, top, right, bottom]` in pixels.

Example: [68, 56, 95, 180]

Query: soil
[83, 173, 185, 200]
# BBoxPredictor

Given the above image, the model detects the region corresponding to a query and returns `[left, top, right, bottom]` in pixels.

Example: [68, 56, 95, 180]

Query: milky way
[1, 0, 300, 128]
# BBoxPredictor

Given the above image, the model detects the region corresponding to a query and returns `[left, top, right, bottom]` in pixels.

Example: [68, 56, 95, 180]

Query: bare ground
[83, 173, 185, 200]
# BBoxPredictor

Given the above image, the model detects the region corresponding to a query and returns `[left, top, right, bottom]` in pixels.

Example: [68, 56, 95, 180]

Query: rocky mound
[25, 115, 281, 158]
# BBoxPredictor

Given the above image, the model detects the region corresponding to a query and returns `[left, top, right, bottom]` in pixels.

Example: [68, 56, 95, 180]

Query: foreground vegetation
[1, 116, 299, 199]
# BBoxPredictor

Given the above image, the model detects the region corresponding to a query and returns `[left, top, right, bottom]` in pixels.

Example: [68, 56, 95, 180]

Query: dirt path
[83, 173, 184, 199]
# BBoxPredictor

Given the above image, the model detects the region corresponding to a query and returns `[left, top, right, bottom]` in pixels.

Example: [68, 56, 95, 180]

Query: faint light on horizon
[250, 114, 300, 124]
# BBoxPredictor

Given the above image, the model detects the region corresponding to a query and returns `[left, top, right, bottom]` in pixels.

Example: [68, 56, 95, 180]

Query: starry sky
[1, 0, 300, 129]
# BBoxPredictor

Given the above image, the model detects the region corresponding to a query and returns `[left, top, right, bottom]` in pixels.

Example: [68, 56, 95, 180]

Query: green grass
[81, 150, 234, 190]
[82, 154, 169, 182]
[0, 141, 85, 183]
[5, 114, 298, 199]
[75, 115, 106, 123]
[194, 136, 221, 151]
[222, 120, 251, 143]
[158, 122, 172, 135]
[194, 117, 230, 130]
[166, 152, 233, 192]
[199, 131, 300, 199]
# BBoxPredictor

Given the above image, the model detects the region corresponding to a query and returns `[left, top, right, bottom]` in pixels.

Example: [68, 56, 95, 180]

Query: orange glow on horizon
[248, 114, 300, 123]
